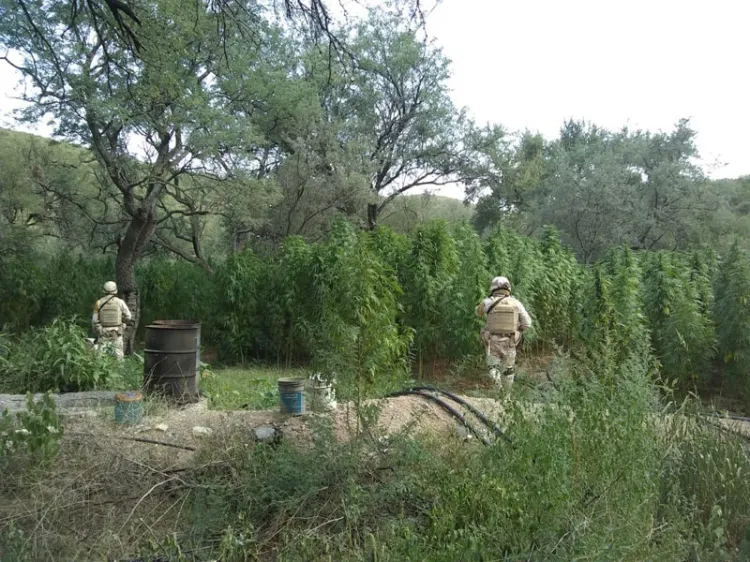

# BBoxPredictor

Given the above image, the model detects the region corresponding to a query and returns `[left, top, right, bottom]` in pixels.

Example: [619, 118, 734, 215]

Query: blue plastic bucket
[115, 391, 144, 425]
[278, 378, 305, 415]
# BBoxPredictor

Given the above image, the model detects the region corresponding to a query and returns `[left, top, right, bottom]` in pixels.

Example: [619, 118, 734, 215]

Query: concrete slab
[0, 390, 117, 414]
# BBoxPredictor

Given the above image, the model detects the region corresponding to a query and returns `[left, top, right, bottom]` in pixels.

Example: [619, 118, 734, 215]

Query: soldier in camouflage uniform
[92, 281, 132, 361]
[475, 276, 532, 393]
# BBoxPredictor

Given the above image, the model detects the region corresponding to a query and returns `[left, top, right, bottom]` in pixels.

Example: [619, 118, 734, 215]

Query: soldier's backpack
[486, 296, 518, 336]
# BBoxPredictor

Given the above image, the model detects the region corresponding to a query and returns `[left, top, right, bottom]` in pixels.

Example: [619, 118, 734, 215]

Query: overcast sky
[424, 0, 748, 197]
[1, 0, 747, 200]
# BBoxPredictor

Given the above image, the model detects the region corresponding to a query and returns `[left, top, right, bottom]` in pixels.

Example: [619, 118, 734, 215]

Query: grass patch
[200, 364, 413, 411]
[200, 366, 305, 410]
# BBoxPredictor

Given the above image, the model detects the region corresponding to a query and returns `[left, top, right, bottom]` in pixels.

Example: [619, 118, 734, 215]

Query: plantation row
[2, 219, 749, 397]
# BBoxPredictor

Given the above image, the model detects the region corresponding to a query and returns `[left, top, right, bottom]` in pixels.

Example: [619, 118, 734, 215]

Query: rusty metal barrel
[144, 320, 201, 404]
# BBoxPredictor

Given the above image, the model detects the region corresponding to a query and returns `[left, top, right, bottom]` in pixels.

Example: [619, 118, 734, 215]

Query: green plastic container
[114, 391, 144, 425]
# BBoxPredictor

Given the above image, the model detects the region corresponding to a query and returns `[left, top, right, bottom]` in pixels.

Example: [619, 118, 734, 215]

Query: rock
[154, 424, 169, 432]
[454, 423, 473, 441]
[251, 424, 281, 444]
[192, 426, 213, 437]
[180, 398, 208, 413]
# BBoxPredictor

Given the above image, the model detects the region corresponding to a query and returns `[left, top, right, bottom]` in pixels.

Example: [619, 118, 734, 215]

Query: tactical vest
[486, 296, 518, 336]
[99, 296, 122, 327]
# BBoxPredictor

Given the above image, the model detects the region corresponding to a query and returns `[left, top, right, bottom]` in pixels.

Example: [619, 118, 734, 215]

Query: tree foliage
[472, 120, 719, 262]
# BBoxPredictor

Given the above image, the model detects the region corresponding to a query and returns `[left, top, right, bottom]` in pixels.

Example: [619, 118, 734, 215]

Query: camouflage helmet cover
[490, 276, 511, 292]
[103, 281, 118, 294]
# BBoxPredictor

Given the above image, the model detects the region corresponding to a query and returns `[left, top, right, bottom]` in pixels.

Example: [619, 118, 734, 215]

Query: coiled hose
[408, 385, 512, 443]
[384, 386, 512, 446]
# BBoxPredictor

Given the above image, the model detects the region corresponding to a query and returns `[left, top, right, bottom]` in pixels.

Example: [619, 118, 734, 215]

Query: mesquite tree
[0, 0, 258, 352]
[472, 120, 718, 262]
[334, 11, 475, 227]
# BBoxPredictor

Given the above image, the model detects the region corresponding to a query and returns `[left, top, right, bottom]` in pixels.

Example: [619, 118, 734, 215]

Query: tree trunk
[367, 203, 378, 231]
[115, 207, 158, 355]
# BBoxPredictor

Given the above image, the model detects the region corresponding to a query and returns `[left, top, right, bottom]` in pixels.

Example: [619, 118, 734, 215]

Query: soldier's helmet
[103, 281, 118, 295]
[490, 276, 511, 292]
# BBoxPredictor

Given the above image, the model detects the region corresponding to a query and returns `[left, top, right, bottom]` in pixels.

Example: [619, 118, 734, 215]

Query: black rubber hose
[385, 389, 492, 446]
[687, 411, 750, 425]
[699, 417, 750, 443]
[712, 413, 750, 423]
[408, 385, 512, 444]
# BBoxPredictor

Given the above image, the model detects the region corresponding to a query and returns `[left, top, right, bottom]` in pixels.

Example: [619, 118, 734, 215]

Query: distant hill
[0, 127, 84, 151]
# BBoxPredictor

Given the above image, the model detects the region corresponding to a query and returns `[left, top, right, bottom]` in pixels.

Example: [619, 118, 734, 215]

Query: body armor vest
[486, 296, 518, 336]
[99, 296, 122, 327]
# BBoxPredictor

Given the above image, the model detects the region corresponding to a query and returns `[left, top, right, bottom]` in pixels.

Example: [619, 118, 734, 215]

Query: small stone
[154, 424, 169, 432]
[251, 424, 280, 444]
[192, 426, 213, 437]
[454, 423, 473, 441]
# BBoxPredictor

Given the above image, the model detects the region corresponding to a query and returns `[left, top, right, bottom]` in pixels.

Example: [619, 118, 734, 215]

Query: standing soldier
[92, 281, 132, 361]
[476, 276, 532, 393]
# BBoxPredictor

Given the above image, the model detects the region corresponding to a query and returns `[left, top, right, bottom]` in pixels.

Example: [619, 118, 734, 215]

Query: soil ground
[59, 393, 508, 471]
[59, 388, 750, 475]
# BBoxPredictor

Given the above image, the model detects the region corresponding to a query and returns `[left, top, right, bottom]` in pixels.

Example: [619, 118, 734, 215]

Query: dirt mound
[59, 393, 508, 470]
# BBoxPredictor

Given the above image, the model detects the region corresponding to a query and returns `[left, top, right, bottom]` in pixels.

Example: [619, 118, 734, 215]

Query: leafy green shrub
[138, 258, 215, 332]
[438, 222, 487, 361]
[605, 247, 647, 353]
[370, 225, 410, 283]
[0, 218, 743, 402]
[715, 242, 750, 395]
[644, 252, 716, 390]
[577, 264, 617, 360]
[402, 220, 459, 374]
[263, 236, 315, 366]
[212, 250, 266, 363]
[530, 226, 581, 346]
[0, 253, 113, 334]
[38, 254, 113, 325]
[306, 220, 412, 398]
[0, 392, 63, 469]
[690, 248, 718, 317]
[0, 317, 114, 392]
[114, 353, 146, 391]
[0, 254, 46, 332]
[406, 359, 672, 561]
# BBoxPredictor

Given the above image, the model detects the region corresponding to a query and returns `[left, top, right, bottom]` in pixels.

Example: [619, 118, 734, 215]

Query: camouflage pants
[482, 331, 518, 392]
[98, 326, 124, 361]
